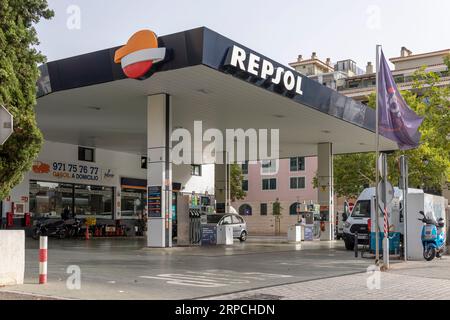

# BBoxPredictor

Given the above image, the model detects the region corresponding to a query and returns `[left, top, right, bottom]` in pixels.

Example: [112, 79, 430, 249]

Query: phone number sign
[31, 160, 114, 183]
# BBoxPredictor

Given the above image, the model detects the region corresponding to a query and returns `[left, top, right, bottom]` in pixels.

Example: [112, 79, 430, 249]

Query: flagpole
[375, 44, 381, 265]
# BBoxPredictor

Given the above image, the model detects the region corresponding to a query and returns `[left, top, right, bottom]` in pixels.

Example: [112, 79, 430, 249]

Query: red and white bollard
[39, 236, 48, 284]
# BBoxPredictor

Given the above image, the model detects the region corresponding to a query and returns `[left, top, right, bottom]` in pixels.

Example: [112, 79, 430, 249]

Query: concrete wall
[392, 55, 447, 70]
[0, 230, 25, 285]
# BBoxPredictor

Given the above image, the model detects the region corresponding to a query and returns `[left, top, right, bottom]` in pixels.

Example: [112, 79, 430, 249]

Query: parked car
[206, 213, 248, 242]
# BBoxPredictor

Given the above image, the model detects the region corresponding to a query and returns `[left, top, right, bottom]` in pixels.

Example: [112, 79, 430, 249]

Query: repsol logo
[224, 45, 303, 96]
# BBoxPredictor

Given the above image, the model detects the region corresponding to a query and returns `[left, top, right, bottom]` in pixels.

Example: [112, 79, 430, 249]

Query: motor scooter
[32, 217, 82, 240]
[418, 211, 446, 261]
[32, 218, 67, 239]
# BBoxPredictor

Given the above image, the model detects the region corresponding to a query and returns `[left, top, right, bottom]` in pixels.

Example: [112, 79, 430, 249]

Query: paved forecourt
[0, 238, 374, 300]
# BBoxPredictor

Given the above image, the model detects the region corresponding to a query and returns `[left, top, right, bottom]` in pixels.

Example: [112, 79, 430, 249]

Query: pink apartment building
[232, 156, 318, 235]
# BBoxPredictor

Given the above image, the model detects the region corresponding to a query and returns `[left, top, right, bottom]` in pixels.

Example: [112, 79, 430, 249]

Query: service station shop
[0, 27, 396, 247]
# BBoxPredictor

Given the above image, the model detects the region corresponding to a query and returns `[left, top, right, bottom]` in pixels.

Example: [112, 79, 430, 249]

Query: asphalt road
[1, 237, 378, 300]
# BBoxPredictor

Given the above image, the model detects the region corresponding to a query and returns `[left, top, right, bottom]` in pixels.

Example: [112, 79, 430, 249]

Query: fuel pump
[189, 208, 201, 244]
[188, 193, 215, 245]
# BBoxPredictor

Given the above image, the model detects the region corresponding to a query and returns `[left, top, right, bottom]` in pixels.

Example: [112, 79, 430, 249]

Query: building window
[141, 156, 147, 169]
[241, 161, 249, 175]
[191, 164, 202, 176]
[290, 157, 305, 171]
[290, 177, 306, 189]
[78, 146, 95, 162]
[262, 178, 277, 190]
[261, 160, 277, 174]
[242, 179, 248, 192]
[239, 204, 252, 216]
[289, 202, 301, 215]
[260, 203, 267, 216]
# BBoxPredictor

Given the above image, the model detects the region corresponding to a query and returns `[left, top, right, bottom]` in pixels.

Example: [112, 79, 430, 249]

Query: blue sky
[35, 0, 450, 68]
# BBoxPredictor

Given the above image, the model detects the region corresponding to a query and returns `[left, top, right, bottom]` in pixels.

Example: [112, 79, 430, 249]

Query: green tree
[0, 0, 53, 199]
[230, 164, 246, 201]
[272, 198, 283, 216]
[331, 56, 450, 198]
[272, 198, 283, 235]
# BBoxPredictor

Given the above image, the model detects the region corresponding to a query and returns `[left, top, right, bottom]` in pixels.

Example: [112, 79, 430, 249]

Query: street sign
[378, 153, 386, 177]
[0, 105, 13, 145]
[377, 180, 394, 209]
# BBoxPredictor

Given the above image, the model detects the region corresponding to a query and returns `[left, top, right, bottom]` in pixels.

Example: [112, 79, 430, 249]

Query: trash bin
[217, 225, 233, 245]
[287, 224, 302, 242]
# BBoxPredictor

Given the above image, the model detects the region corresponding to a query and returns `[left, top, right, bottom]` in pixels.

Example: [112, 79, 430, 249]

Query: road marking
[140, 270, 292, 288]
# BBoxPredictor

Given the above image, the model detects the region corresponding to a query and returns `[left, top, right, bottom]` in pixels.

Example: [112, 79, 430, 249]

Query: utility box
[217, 225, 233, 245]
[304, 225, 314, 241]
[201, 225, 217, 245]
[147, 217, 165, 247]
[176, 195, 190, 246]
[0, 230, 25, 285]
[287, 225, 302, 242]
[406, 192, 447, 260]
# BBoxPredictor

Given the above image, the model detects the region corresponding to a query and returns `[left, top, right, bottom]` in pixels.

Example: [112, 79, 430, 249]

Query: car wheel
[344, 238, 354, 250]
[239, 231, 247, 242]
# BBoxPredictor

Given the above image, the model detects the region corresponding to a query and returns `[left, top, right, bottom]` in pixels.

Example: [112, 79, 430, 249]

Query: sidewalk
[0, 290, 64, 300]
[204, 256, 450, 300]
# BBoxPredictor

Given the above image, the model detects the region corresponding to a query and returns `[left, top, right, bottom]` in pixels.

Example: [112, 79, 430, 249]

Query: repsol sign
[224, 45, 303, 96]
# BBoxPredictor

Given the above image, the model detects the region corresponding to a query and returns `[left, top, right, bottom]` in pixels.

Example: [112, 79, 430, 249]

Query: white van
[342, 187, 421, 250]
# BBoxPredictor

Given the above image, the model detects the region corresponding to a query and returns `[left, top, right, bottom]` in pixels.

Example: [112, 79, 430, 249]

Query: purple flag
[378, 50, 423, 150]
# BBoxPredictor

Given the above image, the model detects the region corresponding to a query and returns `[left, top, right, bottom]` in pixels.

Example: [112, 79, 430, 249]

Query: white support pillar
[214, 152, 229, 213]
[317, 142, 334, 241]
[214, 151, 231, 213]
[147, 94, 172, 248]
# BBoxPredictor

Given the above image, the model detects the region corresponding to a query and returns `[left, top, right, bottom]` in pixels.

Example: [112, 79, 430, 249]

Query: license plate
[358, 234, 368, 239]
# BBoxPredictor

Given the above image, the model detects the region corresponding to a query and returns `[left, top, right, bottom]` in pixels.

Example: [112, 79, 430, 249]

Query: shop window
[289, 202, 301, 215]
[29, 181, 114, 219]
[191, 164, 202, 176]
[290, 177, 306, 189]
[262, 178, 277, 190]
[121, 189, 145, 218]
[239, 204, 252, 216]
[242, 179, 248, 192]
[78, 146, 95, 162]
[260, 203, 267, 216]
[120, 178, 146, 219]
[74, 184, 113, 218]
[29, 181, 74, 218]
[290, 157, 305, 171]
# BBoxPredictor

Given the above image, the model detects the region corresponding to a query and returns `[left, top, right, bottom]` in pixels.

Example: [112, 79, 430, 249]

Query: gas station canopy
[35, 27, 397, 159]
